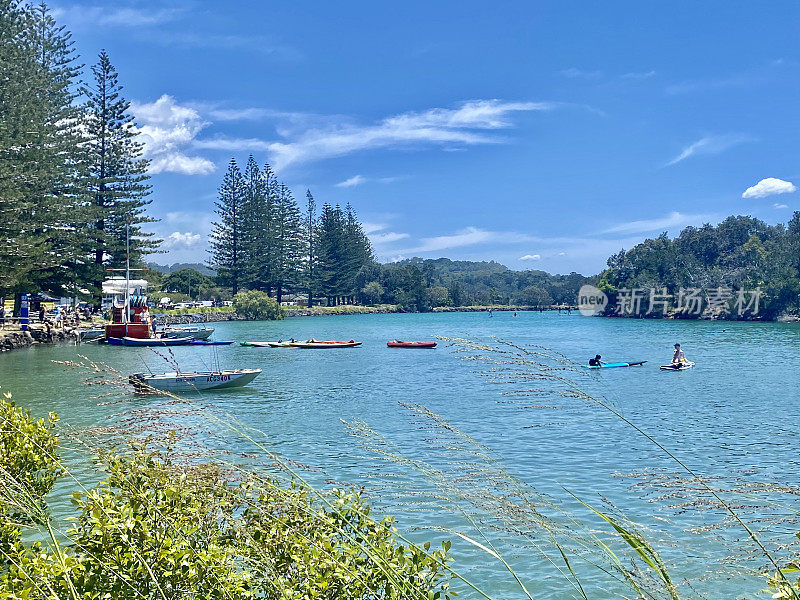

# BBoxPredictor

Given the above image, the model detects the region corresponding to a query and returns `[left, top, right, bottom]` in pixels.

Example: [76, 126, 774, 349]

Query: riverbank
[0, 325, 78, 351]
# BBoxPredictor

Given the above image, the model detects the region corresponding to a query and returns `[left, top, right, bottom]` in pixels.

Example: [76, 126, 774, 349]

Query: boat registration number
[206, 375, 231, 383]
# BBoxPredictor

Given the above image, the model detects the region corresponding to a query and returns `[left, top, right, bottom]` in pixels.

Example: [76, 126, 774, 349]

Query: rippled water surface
[2, 312, 799, 598]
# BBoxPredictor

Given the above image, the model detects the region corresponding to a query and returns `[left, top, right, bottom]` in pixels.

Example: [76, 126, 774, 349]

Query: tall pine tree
[304, 190, 317, 306]
[271, 183, 303, 302]
[82, 50, 157, 299]
[210, 159, 245, 294]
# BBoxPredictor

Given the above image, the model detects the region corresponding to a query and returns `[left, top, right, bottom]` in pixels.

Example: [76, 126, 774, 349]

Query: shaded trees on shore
[597, 214, 800, 319]
[210, 156, 373, 305]
[0, 2, 158, 302]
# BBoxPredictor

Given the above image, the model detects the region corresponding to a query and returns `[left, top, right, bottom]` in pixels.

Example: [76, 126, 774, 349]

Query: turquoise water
[2, 312, 799, 598]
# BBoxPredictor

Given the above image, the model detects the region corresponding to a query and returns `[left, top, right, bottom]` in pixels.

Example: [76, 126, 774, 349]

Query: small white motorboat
[79, 327, 106, 341]
[161, 326, 215, 340]
[129, 368, 261, 393]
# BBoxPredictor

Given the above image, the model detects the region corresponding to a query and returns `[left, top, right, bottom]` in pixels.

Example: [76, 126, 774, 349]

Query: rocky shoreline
[0, 326, 78, 351]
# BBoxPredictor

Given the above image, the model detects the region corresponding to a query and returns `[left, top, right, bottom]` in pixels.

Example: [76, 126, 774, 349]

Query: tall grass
[12, 337, 800, 599]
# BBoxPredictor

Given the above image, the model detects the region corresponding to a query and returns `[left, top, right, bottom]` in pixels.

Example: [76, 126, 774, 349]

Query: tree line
[597, 213, 800, 319]
[0, 1, 157, 303]
[210, 157, 373, 305]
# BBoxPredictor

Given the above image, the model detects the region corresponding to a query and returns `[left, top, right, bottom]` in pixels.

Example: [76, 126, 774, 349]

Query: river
[2, 311, 799, 598]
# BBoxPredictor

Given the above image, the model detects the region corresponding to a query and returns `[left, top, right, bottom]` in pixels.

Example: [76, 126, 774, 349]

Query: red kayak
[387, 340, 437, 349]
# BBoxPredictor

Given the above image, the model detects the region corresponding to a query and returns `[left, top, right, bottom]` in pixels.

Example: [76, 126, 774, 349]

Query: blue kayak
[585, 361, 647, 369]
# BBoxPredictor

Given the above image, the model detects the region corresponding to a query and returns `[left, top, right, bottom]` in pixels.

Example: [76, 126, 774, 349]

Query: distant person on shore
[39, 305, 45, 322]
[671, 343, 687, 365]
[0, 305, 5, 326]
[589, 354, 604, 367]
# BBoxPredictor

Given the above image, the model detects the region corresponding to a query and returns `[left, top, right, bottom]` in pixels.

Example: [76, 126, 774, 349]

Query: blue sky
[52, 0, 800, 274]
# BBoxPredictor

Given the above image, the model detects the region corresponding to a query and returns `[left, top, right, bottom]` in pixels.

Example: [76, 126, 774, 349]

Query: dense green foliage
[598, 214, 800, 319]
[0, 394, 453, 599]
[211, 157, 373, 305]
[0, 2, 158, 301]
[233, 289, 285, 320]
[354, 258, 590, 312]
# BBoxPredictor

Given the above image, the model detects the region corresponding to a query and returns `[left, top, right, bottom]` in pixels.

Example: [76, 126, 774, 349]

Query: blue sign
[20, 293, 29, 331]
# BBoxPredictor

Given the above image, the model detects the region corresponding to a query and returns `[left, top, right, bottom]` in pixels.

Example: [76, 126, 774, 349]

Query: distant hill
[147, 262, 216, 276]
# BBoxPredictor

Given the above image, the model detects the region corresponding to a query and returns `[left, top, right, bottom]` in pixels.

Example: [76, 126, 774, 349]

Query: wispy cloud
[601, 211, 712, 235]
[193, 137, 273, 152]
[146, 32, 300, 58]
[334, 174, 397, 188]
[131, 95, 215, 175]
[262, 99, 555, 170]
[561, 68, 603, 80]
[621, 70, 656, 79]
[335, 175, 367, 188]
[666, 134, 749, 166]
[775, 203, 789, 209]
[742, 177, 796, 199]
[520, 254, 541, 261]
[52, 4, 183, 28]
[362, 223, 409, 249]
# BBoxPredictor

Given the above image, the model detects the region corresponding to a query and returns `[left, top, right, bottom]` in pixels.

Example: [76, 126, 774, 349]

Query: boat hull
[288, 339, 361, 348]
[108, 336, 194, 347]
[106, 323, 151, 339]
[130, 369, 261, 393]
[241, 340, 304, 347]
[387, 340, 437, 348]
[162, 327, 215, 340]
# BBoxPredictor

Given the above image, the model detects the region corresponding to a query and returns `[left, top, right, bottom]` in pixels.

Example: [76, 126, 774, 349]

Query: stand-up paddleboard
[660, 361, 695, 371]
[585, 361, 647, 369]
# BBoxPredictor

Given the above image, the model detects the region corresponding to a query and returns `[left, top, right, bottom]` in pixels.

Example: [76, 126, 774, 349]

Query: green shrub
[0, 393, 452, 599]
[233, 290, 285, 320]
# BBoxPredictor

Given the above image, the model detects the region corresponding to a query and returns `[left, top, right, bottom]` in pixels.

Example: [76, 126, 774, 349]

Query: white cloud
[602, 211, 712, 235]
[742, 177, 796, 199]
[193, 137, 273, 152]
[407, 227, 495, 253]
[163, 231, 202, 248]
[131, 95, 215, 175]
[621, 70, 656, 79]
[335, 175, 367, 188]
[261, 99, 555, 170]
[52, 5, 182, 28]
[520, 254, 541, 261]
[363, 222, 409, 248]
[370, 232, 410, 245]
[666, 134, 749, 166]
[775, 203, 789, 209]
[561, 68, 602, 80]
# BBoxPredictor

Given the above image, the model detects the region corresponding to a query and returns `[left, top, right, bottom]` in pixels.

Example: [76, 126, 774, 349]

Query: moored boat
[241, 339, 304, 347]
[129, 368, 262, 393]
[79, 327, 106, 341]
[161, 326, 215, 340]
[288, 338, 362, 348]
[107, 336, 194, 347]
[387, 340, 437, 348]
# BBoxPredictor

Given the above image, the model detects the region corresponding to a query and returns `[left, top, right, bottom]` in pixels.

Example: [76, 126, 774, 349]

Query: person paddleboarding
[588, 354, 604, 367]
[671, 343, 687, 365]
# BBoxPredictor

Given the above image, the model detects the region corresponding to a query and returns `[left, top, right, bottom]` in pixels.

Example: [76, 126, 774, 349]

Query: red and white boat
[102, 220, 153, 340]
[387, 340, 437, 349]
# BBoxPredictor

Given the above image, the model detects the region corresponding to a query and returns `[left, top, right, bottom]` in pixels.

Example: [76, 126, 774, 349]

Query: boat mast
[124, 216, 130, 336]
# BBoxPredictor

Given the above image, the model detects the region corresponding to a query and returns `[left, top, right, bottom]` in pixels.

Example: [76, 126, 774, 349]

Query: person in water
[671, 343, 687, 365]
[588, 354, 603, 367]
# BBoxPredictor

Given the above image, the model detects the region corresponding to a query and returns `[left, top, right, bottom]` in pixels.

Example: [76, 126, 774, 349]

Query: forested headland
[597, 214, 800, 320]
